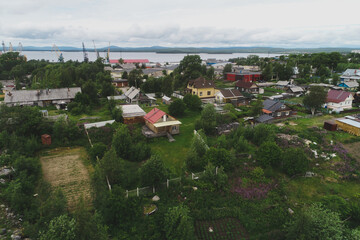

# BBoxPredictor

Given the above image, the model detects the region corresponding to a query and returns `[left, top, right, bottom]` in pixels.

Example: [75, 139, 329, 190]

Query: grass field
[142, 101, 200, 175]
[40, 147, 92, 210]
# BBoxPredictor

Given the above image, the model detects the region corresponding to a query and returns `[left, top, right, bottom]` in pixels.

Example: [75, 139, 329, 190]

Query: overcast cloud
[1, 0, 360, 48]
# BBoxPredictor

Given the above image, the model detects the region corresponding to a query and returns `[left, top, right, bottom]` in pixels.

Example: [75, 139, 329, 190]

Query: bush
[282, 148, 309, 176]
[169, 99, 186, 117]
[256, 141, 282, 167]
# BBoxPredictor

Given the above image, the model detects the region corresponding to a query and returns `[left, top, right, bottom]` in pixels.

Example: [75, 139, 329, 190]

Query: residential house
[262, 99, 293, 118]
[257, 99, 294, 123]
[325, 89, 354, 112]
[112, 79, 128, 88]
[143, 108, 181, 137]
[121, 104, 146, 124]
[286, 86, 305, 96]
[338, 81, 359, 91]
[235, 81, 259, 94]
[186, 77, 216, 99]
[215, 89, 246, 104]
[4, 87, 81, 109]
[340, 69, 360, 82]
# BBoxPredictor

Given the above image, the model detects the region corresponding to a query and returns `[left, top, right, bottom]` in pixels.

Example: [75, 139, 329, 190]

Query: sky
[1, 0, 360, 48]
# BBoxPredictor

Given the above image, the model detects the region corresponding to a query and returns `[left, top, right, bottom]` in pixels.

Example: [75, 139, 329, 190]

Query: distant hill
[20, 45, 359, 54]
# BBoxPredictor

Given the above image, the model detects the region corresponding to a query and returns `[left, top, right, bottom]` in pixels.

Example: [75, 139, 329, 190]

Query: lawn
[143, 101, 200, 175]
[40, 147, 93, 210]
[262, 87, 285, 97]
[287, 96, 305, 104]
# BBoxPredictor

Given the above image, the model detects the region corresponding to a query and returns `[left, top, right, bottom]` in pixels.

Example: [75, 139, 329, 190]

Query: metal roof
[4, 87, 81, 104]
[337, 119, 360, 129]
[153, 120, 182, 128]
[84, 120, 115, 129]
[121, 105, 146, 118]
[256, 114, 274, 123]
[144, 108, 166, 124]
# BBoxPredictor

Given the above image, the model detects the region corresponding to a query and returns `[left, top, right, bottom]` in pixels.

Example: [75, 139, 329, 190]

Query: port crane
[8, 42, 13, 52]
[1, 41, 5, 53]
[105, 42, 110, 63]
[52, 44, 64, 62]
[92, 40, 100, 59]
[17, 42, 23, 54]
[82, 42, 88, 62]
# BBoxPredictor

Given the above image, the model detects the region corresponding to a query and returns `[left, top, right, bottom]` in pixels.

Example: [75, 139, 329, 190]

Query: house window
[172, 126, 177, 131]
[200, 92, 203, 96]
[286, 111, 289, 116]
[281, 105, 286, 109]
[277, 112, 281, 117]
[207, 91, 211, 95]
[193, 91, 196, 95]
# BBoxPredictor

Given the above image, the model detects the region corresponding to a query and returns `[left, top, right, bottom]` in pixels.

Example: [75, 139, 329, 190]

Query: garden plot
[195, 218, 248, 240]
[343, 142, 360, 161]
[40, 147, 92, 210]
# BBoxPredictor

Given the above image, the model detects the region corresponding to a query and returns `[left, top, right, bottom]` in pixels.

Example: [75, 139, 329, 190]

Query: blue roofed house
[339, 69, 360, 91]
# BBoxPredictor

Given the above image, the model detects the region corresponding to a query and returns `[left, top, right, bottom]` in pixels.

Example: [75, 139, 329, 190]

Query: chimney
[163, 114, 167, 122]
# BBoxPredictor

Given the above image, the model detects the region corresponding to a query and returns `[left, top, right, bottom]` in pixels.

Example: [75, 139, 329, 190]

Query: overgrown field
[40, 147, 92, 210]
[195, 218, 248, 240]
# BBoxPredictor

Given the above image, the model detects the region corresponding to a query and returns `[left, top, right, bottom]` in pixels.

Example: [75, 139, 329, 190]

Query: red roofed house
[325, 89, 354, 112]
[109, 59, 149, 64]
[143, 108, 181, 137]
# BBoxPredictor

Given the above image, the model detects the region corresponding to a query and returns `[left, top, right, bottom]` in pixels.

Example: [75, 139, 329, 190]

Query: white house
[325, 89, 354, 112]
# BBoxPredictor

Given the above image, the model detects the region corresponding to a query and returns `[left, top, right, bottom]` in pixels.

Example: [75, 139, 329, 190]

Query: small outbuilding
[41, 134, 51, 145]
[323, 121, 337, 131]
[162, 95, 172, 105]
[121, 104, 146, 124]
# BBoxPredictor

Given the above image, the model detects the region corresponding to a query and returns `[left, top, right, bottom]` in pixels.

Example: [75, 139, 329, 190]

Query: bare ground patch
[344, 142, 360, 161]
[40, 147, 92, 210]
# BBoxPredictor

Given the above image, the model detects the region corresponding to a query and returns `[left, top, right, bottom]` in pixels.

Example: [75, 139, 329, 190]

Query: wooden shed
[323, 121, 337, 131]
[41, 134, 51, 145]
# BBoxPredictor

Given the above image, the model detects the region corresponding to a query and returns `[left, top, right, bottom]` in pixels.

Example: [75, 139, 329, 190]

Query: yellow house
[187, 77, 216, 99]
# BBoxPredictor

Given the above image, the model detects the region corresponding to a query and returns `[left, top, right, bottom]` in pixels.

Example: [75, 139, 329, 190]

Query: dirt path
[40, 147, 92, 210]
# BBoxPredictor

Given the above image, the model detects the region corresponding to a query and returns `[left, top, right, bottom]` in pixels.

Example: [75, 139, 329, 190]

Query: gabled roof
[218, 89, 243, 98]
[4, 87, 81, 104]
[235, 81, 258, 89]
[124, 86, 140, 100]
[256, 114, 274, 123]
[263, 99, 285, 112]
[289, 86, 304, 93]
[327, 90, 352, 103]
[162, 95, 171, 101]
[342, 69, 360, 77]
[144, 108, 166, 124]
[338, 81, 359, 88]
[188, 77, 215, 89]
[276, 81, 289, 86]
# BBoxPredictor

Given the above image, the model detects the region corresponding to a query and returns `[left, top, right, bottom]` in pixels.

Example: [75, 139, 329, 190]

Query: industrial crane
[17, 42, 23, 54]
[82, 42, 89, 62]
[8, 42, 13, 52]
[105, 42, 110, 63]
[52, 44, 64, 62]
[92, 40, 100, 59]
[1, 41, 5, 53]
